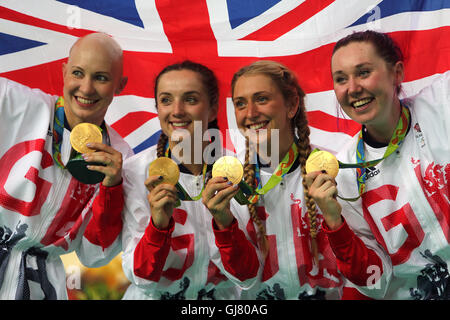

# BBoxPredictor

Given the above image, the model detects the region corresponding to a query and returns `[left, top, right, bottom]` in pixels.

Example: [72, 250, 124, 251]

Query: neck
[257, 134, 294, 168]
[182, 163, 204, 176]
[169, 139, 208, 176]
[365, 100, 402, 144]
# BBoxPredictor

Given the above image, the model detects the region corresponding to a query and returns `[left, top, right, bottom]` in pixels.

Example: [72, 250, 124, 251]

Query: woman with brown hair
[306, 30, 450, 300]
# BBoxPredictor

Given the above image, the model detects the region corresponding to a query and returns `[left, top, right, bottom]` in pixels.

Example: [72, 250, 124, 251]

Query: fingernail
[223, 177, 228, 181]
[82, 154, 89, 160]
[158, 175, 163, 180]
[321, 170, 327, 174]
[86, 143, 92, 147]
[227, 181, 232, 186]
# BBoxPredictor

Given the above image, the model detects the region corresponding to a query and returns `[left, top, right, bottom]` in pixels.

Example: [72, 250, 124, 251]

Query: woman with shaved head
[0, 33, 133, 299]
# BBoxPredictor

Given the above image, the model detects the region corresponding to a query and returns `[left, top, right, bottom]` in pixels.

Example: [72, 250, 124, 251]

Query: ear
[115, 76, 128, 95]
[287, 94, 300, 120]
[62, 62, 67, 77]
[393, 61, 404, 88]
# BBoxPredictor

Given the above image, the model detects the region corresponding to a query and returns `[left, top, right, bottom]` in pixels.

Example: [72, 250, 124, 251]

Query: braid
[244, 138, 268, 256]
[292, 88, 318, 240]
[156, 132, 168, 158]
[292, 89, 319, 263]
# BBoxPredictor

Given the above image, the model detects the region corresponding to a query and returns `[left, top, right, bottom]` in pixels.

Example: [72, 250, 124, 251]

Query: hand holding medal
[146, 157, 181, 229]
[211, 156, 244, 185]
[304, 150, 343, 230]
[305, 150, 339, 178]
[202, 156, 243, 229]
[66, 123, 123, 186]
[147, 157, 180, 186]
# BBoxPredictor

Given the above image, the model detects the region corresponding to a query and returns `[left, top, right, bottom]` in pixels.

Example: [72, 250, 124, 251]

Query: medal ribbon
[237, 142, 299, 205]
[336, 104, 410, 201]
[52, 97, 67, 169]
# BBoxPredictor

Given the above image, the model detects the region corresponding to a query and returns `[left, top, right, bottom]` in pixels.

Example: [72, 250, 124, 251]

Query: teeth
[172, 122, 189, 127]
[77, 97, 96, 104]
[248, 122, 266, 130]
[352, 98, 372, 108]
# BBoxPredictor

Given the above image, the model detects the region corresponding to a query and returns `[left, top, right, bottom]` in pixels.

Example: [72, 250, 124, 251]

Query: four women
[3, 28, 446, 300]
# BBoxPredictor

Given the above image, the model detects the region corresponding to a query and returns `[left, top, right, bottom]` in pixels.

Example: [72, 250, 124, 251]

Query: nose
[246, 101, 259, 119]
[78, 77, 95, 96]
[348, 77, 362, 97]
[172, 99, 185, 117]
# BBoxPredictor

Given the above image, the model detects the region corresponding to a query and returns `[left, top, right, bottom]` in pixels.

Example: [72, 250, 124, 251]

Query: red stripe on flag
[241, 0, 335, 41]
[307, 110, 361, 136]
[155, 0, 218, 57]
[1, 59, 65, 95]
[110, 111, 158, 138]
[389, 27, 450, 82]
[0, 6, 93, 38]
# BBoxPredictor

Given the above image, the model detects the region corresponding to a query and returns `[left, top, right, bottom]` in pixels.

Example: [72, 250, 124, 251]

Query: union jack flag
[1, 0, 449, 155]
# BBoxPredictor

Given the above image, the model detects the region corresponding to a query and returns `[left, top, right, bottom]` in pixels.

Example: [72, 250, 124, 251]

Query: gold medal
[212, 156, 243, 185]
[148, 157, 180, 185]
[305, 150, 339, 178]
[70, 123, 103, 154]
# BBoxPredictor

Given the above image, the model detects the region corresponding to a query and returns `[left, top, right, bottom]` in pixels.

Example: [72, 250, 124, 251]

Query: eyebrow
[332, 63, 373, 76]
[233, 90, 270, 100]
[158, 90, 201, 96]
[70, 65, 111, 75]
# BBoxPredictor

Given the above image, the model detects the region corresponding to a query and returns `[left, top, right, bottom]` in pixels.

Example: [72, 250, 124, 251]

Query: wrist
[325, 215, 343, 230]
[213, 210, 234, 230]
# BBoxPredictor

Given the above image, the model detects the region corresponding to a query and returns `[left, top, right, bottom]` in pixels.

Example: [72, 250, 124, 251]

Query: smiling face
[156, 69, 217, 146]
[62, 33, 127, 129]
[232, 74, 297, 157]
[331, 41, 404, 136]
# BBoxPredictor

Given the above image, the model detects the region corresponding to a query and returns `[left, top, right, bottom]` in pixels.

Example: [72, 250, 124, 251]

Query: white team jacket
[0, 77, 133, 299]
[336, 71, 450, 299]
[121, 146, 257, 300]
[230, 161, 347, 300]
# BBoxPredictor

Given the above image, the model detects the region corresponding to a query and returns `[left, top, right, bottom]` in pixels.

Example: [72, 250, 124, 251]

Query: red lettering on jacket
[0, 140, 53, 216]
[245, 206, 279, 281]
[291, 195, 342, 288]
[162, 208, 195, 281]
[40, 178, 97, 250]
[362, 185, 425, 265]
[413, 159, 450, 242]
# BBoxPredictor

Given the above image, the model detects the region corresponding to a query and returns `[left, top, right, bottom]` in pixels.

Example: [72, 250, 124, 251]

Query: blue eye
[256, 95, 268, 103]
[185, 96, 198, 104]
[72, 70, 83, 77]
[333, 75, 346, 84]
[95, 75, 109, 82]
[233, 99, 246, 109]
[159, 96, 171, 105]
[359, 69, 370, 77]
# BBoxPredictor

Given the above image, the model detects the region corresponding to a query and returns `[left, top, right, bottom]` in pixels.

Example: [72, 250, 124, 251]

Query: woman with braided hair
[204, 60, 359, 299]
[121, 60, 258, 299]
